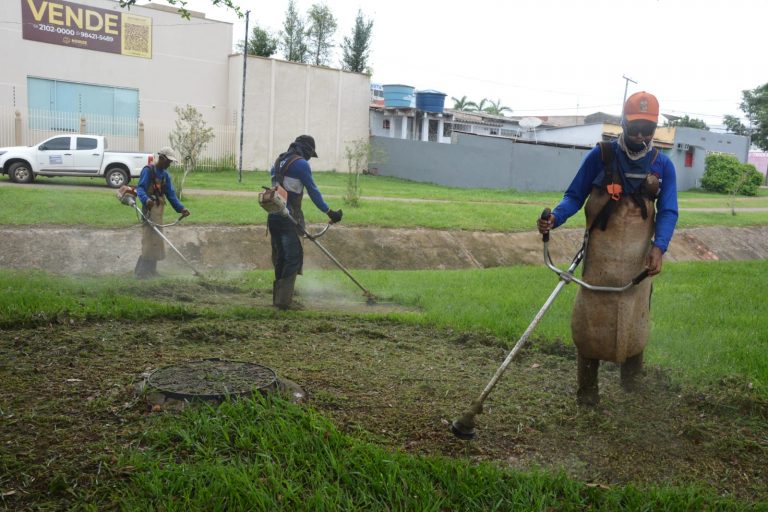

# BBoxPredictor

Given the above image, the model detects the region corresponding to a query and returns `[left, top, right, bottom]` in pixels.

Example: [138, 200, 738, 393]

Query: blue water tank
[416, 90, 446, 113]
[383, 84, 415, 108]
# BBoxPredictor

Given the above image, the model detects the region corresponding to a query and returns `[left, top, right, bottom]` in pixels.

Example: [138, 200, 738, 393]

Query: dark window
[77, 137, 98, 150]
[42, 137, 71, 150]
[383, 119, 390, 130]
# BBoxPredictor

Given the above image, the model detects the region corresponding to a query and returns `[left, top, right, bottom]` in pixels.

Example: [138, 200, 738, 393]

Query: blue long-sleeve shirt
[551, 142, 679, 252]
[270, 157, 329, 214]
[136, 165, 185, 213]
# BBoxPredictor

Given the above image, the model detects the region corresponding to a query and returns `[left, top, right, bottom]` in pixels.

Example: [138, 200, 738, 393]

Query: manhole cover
[146, 358, 278, 401]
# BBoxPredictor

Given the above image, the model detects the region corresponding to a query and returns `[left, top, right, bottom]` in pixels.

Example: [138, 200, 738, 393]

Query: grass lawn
[0, 172, 766, 510]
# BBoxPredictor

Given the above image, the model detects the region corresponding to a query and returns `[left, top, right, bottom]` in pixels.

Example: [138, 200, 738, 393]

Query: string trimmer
[449, 208, 650, 440]
[116, 186, 204, 278]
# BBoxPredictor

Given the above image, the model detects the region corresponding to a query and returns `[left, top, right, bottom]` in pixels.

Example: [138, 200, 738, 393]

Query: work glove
[145, 199, 155, 210]
[181, 209, 191, 218]
[327, 208, 343, 224]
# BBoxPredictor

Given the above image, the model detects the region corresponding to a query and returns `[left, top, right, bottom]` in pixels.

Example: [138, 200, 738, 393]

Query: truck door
[73, 136, 102, 173]
[37, 136, 74, 171]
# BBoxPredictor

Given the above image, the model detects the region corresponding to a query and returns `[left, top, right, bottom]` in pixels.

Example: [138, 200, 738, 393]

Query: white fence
[0, 107, 236, 170]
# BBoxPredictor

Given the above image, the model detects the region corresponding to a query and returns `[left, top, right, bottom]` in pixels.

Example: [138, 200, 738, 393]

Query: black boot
[134, 256, 150, 279]
[620, 351, 644, 392]
[273, 274, 297, 310]
[577, 354, 600, 407]
[146, 258, 159, 278]
[134, 257, 159, 279]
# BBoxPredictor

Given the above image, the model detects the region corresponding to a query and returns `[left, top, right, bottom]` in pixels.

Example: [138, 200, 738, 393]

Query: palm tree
[451, 95, 474, 111]
[483, 99, 512, 116]
[466, 98, 488, 113]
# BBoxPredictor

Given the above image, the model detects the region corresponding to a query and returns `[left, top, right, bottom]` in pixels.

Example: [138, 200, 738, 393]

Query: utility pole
[238, 10, 250, 183]
[621, 75, 637, 119]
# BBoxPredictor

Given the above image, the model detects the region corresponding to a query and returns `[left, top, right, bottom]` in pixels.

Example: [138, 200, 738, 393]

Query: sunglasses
[625, 121, 657, 137]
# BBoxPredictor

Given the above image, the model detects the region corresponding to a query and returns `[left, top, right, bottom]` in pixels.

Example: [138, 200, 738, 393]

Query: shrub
[701, 153, 763, 196]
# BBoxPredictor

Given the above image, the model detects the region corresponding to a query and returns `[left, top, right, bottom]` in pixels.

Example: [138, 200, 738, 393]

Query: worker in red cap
[537, 91, 679, 406]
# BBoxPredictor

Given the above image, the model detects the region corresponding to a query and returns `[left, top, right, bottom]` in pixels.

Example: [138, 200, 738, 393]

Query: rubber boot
[576, 354, 600, 407]
[273, 274, 297, 310]
[146, 258, 159, 278]
[134, 256, 150, 279]
[135, 257, 159, 279]
[620, 351, 644, 392]
[134, 256, 144, 279]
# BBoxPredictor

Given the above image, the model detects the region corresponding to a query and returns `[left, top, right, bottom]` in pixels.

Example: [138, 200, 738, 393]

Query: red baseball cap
[623, 91, 659, 123]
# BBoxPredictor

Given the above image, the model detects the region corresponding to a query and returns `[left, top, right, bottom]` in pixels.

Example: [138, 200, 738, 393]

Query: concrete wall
[0, 0, 233, 127]
[231, 56, 371, 172]
[373, 132, 590, 192]
[670, 128, 751, 190]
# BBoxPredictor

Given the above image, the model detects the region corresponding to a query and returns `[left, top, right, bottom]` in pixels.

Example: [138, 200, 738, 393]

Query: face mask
[625, 138, 647, 152]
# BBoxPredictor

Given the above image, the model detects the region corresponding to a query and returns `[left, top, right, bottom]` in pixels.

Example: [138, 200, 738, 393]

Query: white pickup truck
[0, 134, 152, 188]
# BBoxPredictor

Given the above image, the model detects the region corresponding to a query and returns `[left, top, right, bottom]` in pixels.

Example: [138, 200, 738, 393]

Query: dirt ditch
[1, 224, 768, 276]
[1, 280, 766, 509]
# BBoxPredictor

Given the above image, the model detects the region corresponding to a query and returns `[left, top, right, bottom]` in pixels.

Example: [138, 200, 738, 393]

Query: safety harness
[259, 154, 304, 219]
[591, 141, 660, 232]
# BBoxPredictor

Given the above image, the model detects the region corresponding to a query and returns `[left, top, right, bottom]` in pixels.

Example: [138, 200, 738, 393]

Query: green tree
[306, 3, 337, 66]
[664, 115, 709, 130]
[341, 10, 374, 73]
[451, 96, 474, 111]
[119, 0, 241, 19]
[279, 0, 308, 63]
[732, 82, 768, 150]
[482, 98, 512, 116]
[168, 105, 215, 199]
[723, 114, 749, 136]
[700, 153, 762, 197]
[237, 24, 278, 57]
[466, 98, 488, 113]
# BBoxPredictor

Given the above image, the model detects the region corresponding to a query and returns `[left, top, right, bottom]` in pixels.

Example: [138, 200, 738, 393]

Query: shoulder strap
[275, 155, 303, 186]
[598, 141, 614, 167]
[598, 141, 622, 201]
[650, 148, 660, 166]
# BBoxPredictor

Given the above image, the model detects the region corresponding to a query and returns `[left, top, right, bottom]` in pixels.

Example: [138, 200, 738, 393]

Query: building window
[383, 119, 391, 130]
[27, 77, 139, 136]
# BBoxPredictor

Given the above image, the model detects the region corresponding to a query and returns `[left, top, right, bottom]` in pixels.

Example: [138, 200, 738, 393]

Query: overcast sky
[151, 0, 766, 128]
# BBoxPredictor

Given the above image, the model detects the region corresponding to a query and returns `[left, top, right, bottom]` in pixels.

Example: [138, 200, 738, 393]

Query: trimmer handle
[632, 269, 650, 285]
[540, 208, 552, 243]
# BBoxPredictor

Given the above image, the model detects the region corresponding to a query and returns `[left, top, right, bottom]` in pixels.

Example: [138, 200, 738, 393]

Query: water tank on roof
[383, 84, 415, 108]
[416, 90, 446, 113]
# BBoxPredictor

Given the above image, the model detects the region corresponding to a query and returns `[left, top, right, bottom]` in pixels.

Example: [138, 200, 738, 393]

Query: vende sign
[21, 0, 152, 58]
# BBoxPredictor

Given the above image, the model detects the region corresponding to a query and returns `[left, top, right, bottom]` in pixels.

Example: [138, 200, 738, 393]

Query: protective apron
[571, 188, 655, 363]
[141, 199, 166, 261]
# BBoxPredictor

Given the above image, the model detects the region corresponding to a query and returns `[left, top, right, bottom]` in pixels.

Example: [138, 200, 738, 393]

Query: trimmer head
[450, 418, 476, 440]
[450, 401, 482, 440]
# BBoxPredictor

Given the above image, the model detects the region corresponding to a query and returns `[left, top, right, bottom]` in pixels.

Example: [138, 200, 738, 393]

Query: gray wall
[670, 128, 750, 190]
[372, 132, 590, 192]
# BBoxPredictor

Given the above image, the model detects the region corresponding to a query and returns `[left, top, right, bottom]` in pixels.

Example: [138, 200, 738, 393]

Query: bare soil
[1, 280, 766, 510]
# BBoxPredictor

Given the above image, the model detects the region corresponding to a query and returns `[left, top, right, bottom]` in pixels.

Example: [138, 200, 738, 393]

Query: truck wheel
[9, 162, 34, 183]
[106, 168, 128, 188]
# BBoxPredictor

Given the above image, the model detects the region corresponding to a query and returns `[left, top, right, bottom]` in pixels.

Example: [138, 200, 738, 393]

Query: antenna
[621, 75, 637, 119]
[519, 117, 542, 142]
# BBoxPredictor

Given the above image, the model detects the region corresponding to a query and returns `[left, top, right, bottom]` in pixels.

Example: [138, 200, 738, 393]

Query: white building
[0, 0, 370, 171]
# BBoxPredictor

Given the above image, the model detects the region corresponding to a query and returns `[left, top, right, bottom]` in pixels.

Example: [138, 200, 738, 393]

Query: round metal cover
[146, 358, 278, 401]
